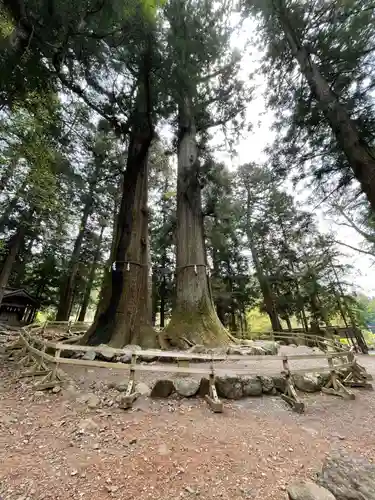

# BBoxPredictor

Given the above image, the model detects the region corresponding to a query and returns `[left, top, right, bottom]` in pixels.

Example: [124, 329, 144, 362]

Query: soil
[1, 342, 375, 500]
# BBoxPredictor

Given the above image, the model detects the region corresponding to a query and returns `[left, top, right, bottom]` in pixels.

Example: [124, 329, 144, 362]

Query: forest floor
[1, 346, 375, 500]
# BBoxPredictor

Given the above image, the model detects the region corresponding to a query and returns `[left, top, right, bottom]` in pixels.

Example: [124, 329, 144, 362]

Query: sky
[210, 16, 375, 297]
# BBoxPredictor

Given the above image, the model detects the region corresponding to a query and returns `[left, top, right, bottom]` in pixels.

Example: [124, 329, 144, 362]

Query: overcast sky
[210, 17, 375, 297]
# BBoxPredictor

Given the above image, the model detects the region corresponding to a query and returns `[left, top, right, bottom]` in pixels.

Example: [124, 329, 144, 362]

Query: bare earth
[1, 347, 375, 500]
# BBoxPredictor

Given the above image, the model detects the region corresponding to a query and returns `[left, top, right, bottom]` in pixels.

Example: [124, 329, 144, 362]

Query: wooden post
[204, 358, 223, 413]
[280, 356, 305, 413]
[322, 356, 355, 399]
[342, 352, 373, 389]
[119, 353, 139, 409]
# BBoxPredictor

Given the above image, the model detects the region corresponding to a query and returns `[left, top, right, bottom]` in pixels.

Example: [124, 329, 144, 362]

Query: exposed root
[165, 306, 231, 349]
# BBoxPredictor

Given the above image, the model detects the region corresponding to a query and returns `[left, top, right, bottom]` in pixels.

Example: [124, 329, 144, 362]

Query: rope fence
[4, 322, 373, 414]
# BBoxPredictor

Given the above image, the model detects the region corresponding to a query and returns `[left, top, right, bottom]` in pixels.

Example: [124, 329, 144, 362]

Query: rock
[117, 353, 132, 363]
[272, 375, 287, 393]
[86, 394, 101, 408]
[82, 351, 96, 361]
[52, 385, 61, 394]
[249, 346, 266, 355]
[174, 378, 200, 397]
[114, 383, 128, 392]
[293, 373, 322, 393]
[216, 376, 243, 399]
[242, 376, 262, 397]
[34, 391, 44, 398]
[188, 344, 207, 354]
[198, 377, 210, 397]
[78, 418, 99, 432]
[258, 375, 275, 394]
[253, 340, 279, 355]
[318, 453, 375, 500]
[117, 394, 139, 409]
[288, 481, 336, 500]
[227, 346, 245, 355]
[97, 345, 115, 361]
[135, 382, 151, 397]
[151, 379, 175, 398]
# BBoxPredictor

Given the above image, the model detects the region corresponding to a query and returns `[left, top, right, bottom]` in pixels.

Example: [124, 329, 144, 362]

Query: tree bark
[164, 97, 230, 348]
[245, 188, 282, 332]
[82, 54, 156, 348]
[0, 226, 26, 304]
[55, 163, 100, 321]
[277, 0, 375, 210]
[78, 225, 105, 322]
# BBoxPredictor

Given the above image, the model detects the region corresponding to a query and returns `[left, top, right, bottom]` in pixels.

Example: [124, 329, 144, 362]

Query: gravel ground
[1, 349, 375, 500]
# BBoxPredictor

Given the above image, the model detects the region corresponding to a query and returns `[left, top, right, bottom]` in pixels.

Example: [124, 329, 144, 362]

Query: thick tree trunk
[78, 225, 105, 322]
[0, 226, 25, 304]
[165, 98, 230, 348]
[277, 0, 375, 210]
[83, 138, 155, 347]
[82, 59, 156, 348]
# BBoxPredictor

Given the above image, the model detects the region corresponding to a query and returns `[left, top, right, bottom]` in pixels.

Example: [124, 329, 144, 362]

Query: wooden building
[0, 288, 39, 325]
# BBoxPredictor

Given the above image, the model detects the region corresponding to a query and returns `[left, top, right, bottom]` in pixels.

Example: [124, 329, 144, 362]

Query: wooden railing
[30, 321, 349, 353]
[4, 323, 372, 414]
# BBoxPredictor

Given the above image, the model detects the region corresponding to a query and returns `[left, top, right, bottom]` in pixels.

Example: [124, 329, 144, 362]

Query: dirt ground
[1, 348, 375, 500]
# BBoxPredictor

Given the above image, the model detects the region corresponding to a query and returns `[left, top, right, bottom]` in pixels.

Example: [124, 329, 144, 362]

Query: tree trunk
[160, 274, 166, 328]
[277, 0, 375, 210]
[82, 58, 156, 348]
[285, 315, 292, 332]
[0, 226, 25, 304]
[164, 97, 230, 348]
[245, 188, 282, 332]
[55, 163, 101, 320]
[78, 225, 105, 322]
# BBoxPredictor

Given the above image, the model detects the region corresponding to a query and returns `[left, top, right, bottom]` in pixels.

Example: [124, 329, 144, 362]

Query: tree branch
[334, 240, 375, 257]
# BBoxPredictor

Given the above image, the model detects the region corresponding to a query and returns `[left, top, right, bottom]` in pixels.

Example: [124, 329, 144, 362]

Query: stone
[272, 375, 287, 393]
[135, 382, 151, 397]
[318, 453, 375, 500]
[97, 345, 115, 361]
[188, 344, 207, 354]
[34, 391, 44, 398]
[117, 353, 132, 363]
[258, 375, 275, 394]
[198, 377, 210, 397]
[52, 385, 61, 394]
[115, 383, 128, 392]
[288, 481, 336, 500]
[242, 376, 262, 397]
[87, 394, 101, 409]
[78, 418, 99, 432]
[253, 340, 279, 355]
[249, 346, 266, 355]
[117, 394, 138, 409]
[82, 351, 96, 361]
[174, 378, 200, 397]
[216, 376, 243, 399]
[151, 379, 175, 398]
[227, 346, 246, 355]
[293, 373, 322, 393]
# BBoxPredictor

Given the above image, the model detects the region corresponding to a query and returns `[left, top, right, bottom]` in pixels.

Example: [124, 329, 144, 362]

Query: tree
[244, 0, 375, 210]
[163, 0, 248, 347]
